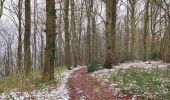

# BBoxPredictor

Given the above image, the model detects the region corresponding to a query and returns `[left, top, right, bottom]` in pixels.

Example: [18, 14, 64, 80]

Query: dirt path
[67, 67, 131, 100]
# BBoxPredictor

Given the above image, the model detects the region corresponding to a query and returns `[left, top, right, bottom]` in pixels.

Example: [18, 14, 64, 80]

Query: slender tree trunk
[85, 0, 92, 64]
[164, 19, 170, 62]
[78, 0, 85, 65]
[40, 29, 44, 69]
[91, 0, 97, 60]
[150, 1, 157, 53]
[64, 0, 71, 70]
[57, 0, 63, 67]
[104, 0, 117, 69]
[129, 0, 136, 60]
[0, 0, 4, 18]
[17, 0, 22, 73]
[24, 0, 31, 75]
[43, 0, 56, 81]
[71, 0, 78, 66]
[143, 0, 150, 61]
[161, 14, 167, 61]
[124, 4, 130, 61]
[33, 0, 37, 69]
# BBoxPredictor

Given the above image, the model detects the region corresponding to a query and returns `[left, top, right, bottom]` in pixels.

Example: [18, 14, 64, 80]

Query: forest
[0, 0, 170, 99]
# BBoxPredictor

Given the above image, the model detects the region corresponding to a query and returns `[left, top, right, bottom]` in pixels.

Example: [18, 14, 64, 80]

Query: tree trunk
[43, 0, 56, 81]
[78, 0, 85, 65]
[24, 0, 31, 75]
[91, 0, 97, 60]
[85, 0, 92, 64]
[17, 0, 22, 73]
[64, 0, 71, 70]
[163, 19, 170, 62]
[57, 0, 63, 67]
[104, 0, 117, 69]
[129, 0, 136, 60]
[71, 0, 78, 66]
[33, 0, 37, 69]
[124, 4, 130, 61]
[0, 0, 4, 18]
[143, 0, 150, 61]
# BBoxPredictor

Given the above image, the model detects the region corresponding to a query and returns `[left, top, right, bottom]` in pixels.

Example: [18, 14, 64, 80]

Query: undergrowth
[88, 60, 101, 73]
[110, 67, 170, 99]
[0, 67, 67, 94]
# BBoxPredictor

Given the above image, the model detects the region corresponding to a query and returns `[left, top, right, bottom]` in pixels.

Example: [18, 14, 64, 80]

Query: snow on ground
[0, 66, 84, 100]
[91, 61, 170, 83]
[91, 61, 170, 98]
[117, 61, 170, 69]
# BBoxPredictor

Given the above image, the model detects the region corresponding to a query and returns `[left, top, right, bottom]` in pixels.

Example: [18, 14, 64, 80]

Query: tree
[77, 0, 85, 64]
[124, 3, 130, 61]
[143, 0, 150, 61]
[64, 0, 71, 70]
[104, 0, 117, 69]
[33, 0, 37, 69]
[71, 0, 78, 66]
[43, 0, 56, 81]
[150, 1, 159, 53]
[0, 0, 6, 18]
[57, 0, 64, 67]
[129, 0, 137, 60]
[24, 0, 31, 75]
[85, 0, 92, 64]
[17, 0, 23, 73]
[153, 0, 170, 62]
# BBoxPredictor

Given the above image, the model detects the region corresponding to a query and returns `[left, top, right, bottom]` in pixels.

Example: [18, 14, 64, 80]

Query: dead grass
[0, 66, 67, 94]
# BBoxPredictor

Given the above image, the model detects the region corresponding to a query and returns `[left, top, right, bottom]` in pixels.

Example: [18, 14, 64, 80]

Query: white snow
[116, 61, 170, 69]
[91, 61, 170, 98]
[91, 61, 170, 83]
[0, 66, 84, 100]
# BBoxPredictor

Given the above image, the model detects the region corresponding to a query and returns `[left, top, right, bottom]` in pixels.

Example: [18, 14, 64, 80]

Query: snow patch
[0, 66, 84, 100]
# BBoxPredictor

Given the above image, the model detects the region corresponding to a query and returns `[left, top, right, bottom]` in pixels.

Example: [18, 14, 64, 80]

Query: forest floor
[67, 67, 132, 100]
[91, 61, 170, 99]
[0, 61, 169, 100]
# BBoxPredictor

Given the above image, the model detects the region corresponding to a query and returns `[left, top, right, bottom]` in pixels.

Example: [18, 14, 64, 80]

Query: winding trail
[67, 67, 131, 100]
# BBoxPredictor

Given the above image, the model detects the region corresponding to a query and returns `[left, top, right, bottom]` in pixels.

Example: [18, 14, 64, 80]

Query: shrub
[87, 60, 101, 73]
[149, 51, 160, 61]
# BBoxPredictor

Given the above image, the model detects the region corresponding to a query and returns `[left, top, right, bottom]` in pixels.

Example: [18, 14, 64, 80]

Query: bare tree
[143, 0, 150, 61]
[43, 0, 56, 81]
[33, 0, 37, 69]
[64, 0, 71, 70]
[0, 0, 6, 18]
[129, 0, 137, 60]
[104, 0, 118, 69]
[24, 0, 31, 75]
[153, 0, 170, 62]
[85, 0, 92, 64]
[71, 0, 78, 66]
[17, 0, 23, 73]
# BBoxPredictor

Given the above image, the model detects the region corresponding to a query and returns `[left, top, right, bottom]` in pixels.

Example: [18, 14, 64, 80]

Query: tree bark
[129, 0, 136, 60]
[143, 0, 150, 61]
[0, 0, 5, 18]
[64, 0, 71, 70]
[24, 0, 31, 75]
[164, 19, 170, 62]
[71, 0, 78, 66]
[85, 0, 92, 64]
[124, 4, 130, 61]
[33, 0, 37, 69]
[104, 0, 118, 69]
[43, 0, 56, 81]
[17, 0, 22, 73]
